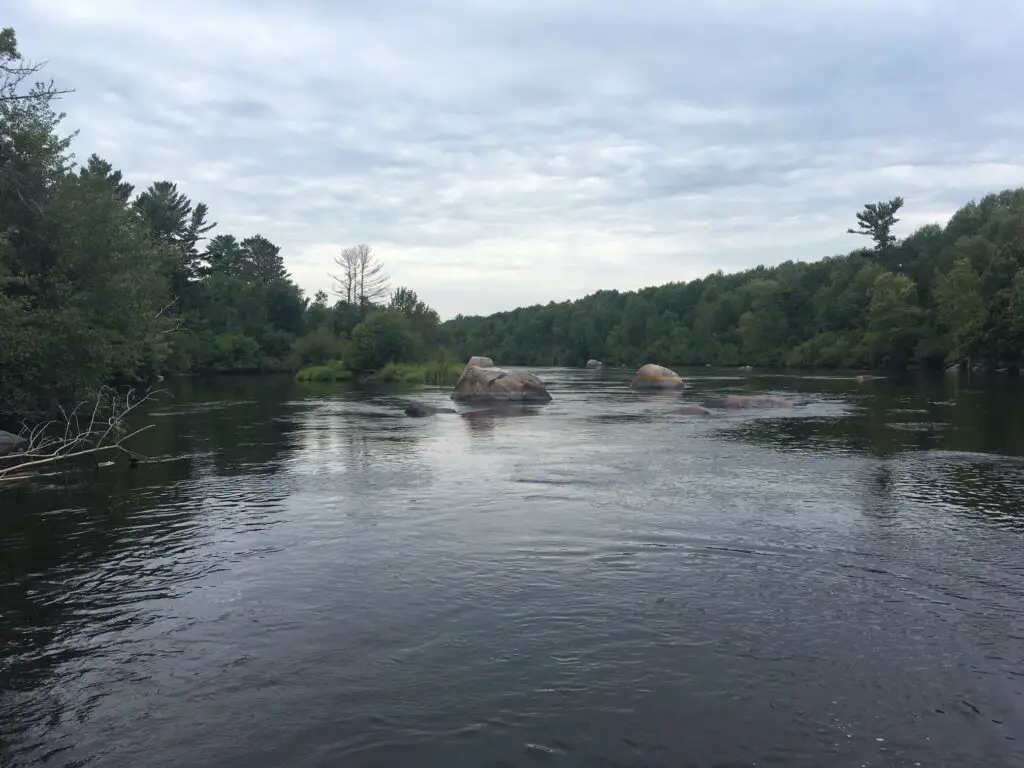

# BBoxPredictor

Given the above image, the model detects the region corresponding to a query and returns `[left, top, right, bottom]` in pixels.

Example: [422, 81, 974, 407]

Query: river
[2, 368, 1023, 767]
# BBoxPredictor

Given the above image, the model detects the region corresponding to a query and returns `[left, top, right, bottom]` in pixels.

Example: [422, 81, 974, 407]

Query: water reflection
[283, 393, 436, 509]
[459, 404, 546, 435]
[887, 451, 1024, 531]
[2, 369, 1024, 767]
[0, 378, 305, 734]
[721, 429, 1024, 533]
[714, 370, 1024, 460]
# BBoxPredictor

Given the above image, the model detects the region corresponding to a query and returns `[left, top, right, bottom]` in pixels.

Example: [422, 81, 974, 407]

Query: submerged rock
[404, 401, 457, 417]
[585, 359, 603, 369]
[701, 394, 794, 409]
[675, 404, 711, 416]
[450, 363, 552, 403]
[0, 430, 27, 457]
[630, 363, 684, 390]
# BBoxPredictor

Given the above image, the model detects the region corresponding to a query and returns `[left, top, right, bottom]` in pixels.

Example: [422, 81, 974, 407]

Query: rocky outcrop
[450, 362, 552, 403]
[585, 359, 603, 369]
[465, 355, 494, 368]
[630, 363, 684, 390]
[404, 401, 457, 417]
[701, 394, 793, 409]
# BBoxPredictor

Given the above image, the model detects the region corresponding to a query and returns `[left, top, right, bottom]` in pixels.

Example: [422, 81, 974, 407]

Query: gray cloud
[8, 0, 1024, 318]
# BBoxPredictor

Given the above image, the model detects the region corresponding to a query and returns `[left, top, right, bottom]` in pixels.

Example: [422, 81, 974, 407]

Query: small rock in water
[675, 404, 711, 416]
[404, 401, 456, 417]
[701, 394, 793, 409]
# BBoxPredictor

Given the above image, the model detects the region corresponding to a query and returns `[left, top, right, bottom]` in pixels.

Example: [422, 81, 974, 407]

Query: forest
[3, 24, 1024, 426]
[0, 27, 454, 424]
[447, 194, 1024, 372]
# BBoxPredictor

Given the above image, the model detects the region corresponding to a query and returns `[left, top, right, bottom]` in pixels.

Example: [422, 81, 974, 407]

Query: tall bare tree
[331, 245, 358, 304]
[331, 244, 389, 305]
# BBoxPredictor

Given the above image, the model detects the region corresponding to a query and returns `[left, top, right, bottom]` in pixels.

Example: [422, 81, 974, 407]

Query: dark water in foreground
[2, 368, 1024, 767]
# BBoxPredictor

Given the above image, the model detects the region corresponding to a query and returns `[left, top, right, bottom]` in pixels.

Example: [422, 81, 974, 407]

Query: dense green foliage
[447, 192, 1024, 372]
[0, 28, 452, 418]
[363, 361, 465, 386]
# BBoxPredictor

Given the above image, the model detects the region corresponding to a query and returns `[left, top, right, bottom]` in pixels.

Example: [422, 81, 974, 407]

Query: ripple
[2, 369, 1024, 767]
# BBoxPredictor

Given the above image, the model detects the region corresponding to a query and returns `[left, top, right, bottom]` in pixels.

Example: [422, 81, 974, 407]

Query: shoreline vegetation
[295, 360, 465, 386]
[445, 189, 1024, 375]
[2, 25, 1023, 475]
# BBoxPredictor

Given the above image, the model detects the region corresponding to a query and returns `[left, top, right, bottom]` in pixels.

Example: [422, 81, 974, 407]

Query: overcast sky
[8, 0, 1024, 318]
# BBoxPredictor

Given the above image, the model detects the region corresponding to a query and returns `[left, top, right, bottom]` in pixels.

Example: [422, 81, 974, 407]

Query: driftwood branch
[154, 298, 179, 318]
[0, 386, 167, 483]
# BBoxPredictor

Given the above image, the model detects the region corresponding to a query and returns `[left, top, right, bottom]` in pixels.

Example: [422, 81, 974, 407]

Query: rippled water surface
[2, 368, 1024, 767]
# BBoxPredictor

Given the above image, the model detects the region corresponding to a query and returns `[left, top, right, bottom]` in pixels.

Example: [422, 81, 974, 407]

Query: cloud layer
[9, 0, 1024, 318]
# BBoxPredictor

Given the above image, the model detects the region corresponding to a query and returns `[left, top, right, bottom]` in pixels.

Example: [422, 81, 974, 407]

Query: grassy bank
[364, 361, 464, 385]
[295, 360, 463, 386]
[294, 361, 354, 382]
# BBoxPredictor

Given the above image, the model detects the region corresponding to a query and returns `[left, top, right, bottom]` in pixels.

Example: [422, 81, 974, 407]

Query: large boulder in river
[630, 363, 684, 390]
[450, 363, 552, 403]
[465, 355, 494, 368]
[585, 359, 603, 369]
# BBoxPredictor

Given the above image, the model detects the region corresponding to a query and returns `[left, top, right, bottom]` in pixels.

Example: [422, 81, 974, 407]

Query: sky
[7, 0, 1024, 319]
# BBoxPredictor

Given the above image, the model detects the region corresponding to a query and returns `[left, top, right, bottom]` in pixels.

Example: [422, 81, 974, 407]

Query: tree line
[0, 27, 451, 422]
[4, 25, 1023, 426]
[447, 191, 1024, 373]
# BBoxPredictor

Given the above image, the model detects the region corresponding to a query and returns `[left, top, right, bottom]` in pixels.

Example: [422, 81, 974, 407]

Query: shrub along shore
[295, 361, 465, 386]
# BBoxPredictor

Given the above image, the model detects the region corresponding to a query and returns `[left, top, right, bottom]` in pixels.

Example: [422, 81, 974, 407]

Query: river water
[2, 368, 1023, 767]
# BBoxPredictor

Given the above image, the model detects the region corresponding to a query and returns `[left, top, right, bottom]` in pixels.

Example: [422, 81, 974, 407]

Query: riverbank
[295, 360, 464, 386]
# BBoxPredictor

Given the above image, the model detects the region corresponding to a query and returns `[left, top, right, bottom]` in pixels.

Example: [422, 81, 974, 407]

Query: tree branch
[0, 386, 168, 482]
[154, 297, 184, 333]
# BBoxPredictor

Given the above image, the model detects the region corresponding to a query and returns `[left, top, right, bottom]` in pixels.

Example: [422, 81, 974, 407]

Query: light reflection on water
[1, 367, 1023, 767]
